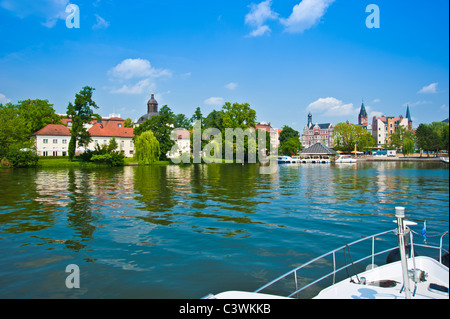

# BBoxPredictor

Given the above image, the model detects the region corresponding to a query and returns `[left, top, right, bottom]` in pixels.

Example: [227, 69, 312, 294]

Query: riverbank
[359, 155, 443, 162]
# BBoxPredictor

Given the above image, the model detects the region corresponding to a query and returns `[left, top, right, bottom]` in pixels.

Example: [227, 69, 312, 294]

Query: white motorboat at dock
[205, 207, 449, 299]
[335, 155, 357, 163]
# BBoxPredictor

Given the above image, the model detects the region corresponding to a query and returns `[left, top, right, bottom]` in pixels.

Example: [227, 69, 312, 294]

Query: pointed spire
[359, 99, 367, 118]
[406, 104, 412, 122]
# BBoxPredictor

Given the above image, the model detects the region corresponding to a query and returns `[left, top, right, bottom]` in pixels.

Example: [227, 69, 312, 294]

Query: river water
[0, 162, 448, 298]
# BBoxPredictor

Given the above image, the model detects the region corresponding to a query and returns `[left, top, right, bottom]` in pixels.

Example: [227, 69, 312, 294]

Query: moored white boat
[205, 207, 449, 299]
[277, 156, 300, 164]
[441, 157, 449, 164]
[335, 155, 357, 163]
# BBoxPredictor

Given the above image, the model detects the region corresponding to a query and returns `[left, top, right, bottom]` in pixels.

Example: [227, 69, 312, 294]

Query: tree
[134, 105, 175, 160]
[333, 122, 375, 153]
[221, 102, 256, 129]
[174, 113, 191, 129]
[134, 130, 161, 164]
[279, 126, 301, 155]
[124, 118, 134, 128]
[403, 138, 415, 157]
[0, 103, 29, 159]
[279, 125, 300, 146]
[190, 107, 204, 126]
[280, 137, 301, 155]
[66, 86, 100, 161]
[17, 99, 62, 136]
[388, 126, 415, 155]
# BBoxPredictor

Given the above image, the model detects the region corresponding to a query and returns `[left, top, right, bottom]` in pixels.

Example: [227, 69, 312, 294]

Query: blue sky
[0, 0, 448, 131]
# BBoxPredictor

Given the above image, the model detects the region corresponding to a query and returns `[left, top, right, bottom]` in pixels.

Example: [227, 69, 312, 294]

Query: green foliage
[333, 122, 376, 153]
[221, 102, 256, 130]
[91, 153, 125, 167]
[134, 131, 161, 164]
[134, 105, 175, 160]
[124, 118, 134, 128]
[388, 126, 415, 153]
[79, 138, 124, 166]
[66, 86, 100, 161]
[6, 147, 39, 168]
[415, 122, 449, 155]
[279, 125, 301, 155]
[0, 103, 28, 158]
[17, 99, 62, 136]
[280, 137, 301, 155]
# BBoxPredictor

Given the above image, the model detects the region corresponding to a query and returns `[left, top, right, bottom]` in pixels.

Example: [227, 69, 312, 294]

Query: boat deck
[314, 257, 449, 299]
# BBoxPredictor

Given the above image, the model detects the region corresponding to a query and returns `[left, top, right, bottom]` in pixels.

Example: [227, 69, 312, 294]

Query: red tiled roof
[88, 121, 134, 138]
[31, 124, 71, 136]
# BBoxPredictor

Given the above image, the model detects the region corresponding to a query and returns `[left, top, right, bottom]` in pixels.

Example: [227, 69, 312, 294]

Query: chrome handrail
[254, 228, 448, 298]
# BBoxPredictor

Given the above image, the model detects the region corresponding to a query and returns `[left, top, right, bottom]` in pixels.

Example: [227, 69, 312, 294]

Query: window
[103, 140, 107, 144]
[62, 139, 67, 144]
[130, 140, 133, 147]
[118, 123, 122, 127]
[129, 150, 134, 155]
[53, 139, 58, 144]
[43, 139, 48, 144]
[53, 151, 57, 156]
[43, 151, 48, 156]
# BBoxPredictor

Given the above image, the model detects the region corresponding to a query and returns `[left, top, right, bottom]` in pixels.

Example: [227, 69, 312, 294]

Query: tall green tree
[134, 105, 175, 160]
[66, 86, 100, 161]
[333, 122, 375, 153]
[17, 99, 62, 136]
[134, 130, 161, 164]
[388, 126, 415, 155]
[0, 103, 29, 158]
[279, 125, 301, 155]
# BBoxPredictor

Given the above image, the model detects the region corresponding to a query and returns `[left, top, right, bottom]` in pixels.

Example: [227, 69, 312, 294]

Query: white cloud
[307, 97, 355, 117]
[204, 97, 224, 106]
[108, 58, 171, 80]
[108, 59, 171, 95]
[0, 0, 69, 28]
[225, 82, 238, 90]
[0, 93, 11, 104]
[372, 98, 381, 103]
[93, 14, 109, 30]
[280, 0, 335, 34]
[418, 82, 438, 94]
[245, 0, 278, 37]
[111, 79, 154, 95]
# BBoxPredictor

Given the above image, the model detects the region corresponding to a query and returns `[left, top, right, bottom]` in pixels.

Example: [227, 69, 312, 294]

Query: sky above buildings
[0, 0, 448, 131]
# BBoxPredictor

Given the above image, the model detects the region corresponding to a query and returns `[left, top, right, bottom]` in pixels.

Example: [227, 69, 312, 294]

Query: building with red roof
[31, 116, 136, 157]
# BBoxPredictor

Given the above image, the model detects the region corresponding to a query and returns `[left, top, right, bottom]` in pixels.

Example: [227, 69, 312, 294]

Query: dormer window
[118, 123, 122, 128]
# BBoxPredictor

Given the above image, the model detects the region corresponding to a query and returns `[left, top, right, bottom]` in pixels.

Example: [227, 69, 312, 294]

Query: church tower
[358, 100, 368, 127]
[147, 93, 158, 114]
[307, 112, 313, 128]
[406, 105, 412, 131]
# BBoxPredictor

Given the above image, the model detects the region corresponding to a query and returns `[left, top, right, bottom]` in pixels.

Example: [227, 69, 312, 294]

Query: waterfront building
[31, 124, 72, 157]
[301, 113, 334, 148]
[136, 93, 159, 125]
[32, 116, 135, 157]
[255, 121, 281, 147]
[300, 142, 337, 158]
[87, 116, 135, 157]
[371, 106, 412, 147]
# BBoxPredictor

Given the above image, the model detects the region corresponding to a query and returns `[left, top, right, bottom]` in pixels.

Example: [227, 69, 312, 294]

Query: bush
[6, 148, 39, 167]
[91, 152, 125, 167]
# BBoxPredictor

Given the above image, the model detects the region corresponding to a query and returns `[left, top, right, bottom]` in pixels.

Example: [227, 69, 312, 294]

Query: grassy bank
[36, 157, 170, 168]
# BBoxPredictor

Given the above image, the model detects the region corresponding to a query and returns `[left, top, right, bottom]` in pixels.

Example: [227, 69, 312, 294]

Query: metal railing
[254, 228, 448, 298]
